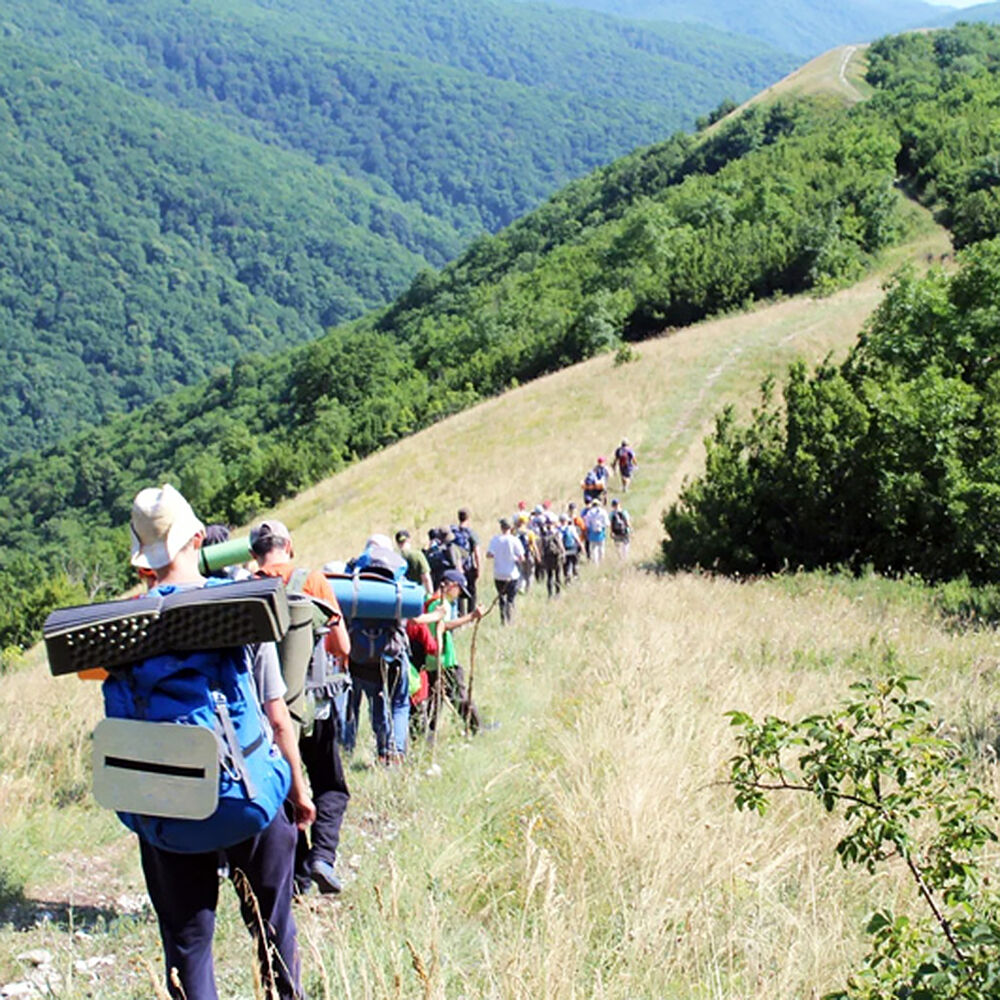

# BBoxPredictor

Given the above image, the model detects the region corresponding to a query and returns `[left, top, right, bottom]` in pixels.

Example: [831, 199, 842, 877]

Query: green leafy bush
[730, 674, 1000, 999]
[663, 237, 1000, 583]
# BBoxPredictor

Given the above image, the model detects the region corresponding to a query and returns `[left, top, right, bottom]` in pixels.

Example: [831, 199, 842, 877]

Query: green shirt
[426, 596, 457, 669]
[403, 548, 431, 586]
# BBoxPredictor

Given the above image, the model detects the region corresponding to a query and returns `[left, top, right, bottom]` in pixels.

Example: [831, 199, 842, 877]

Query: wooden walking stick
[464, 593, 499, 738]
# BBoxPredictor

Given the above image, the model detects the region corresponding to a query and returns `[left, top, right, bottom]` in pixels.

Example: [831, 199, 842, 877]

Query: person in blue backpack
[122, 485, 314, 1000]
[450, 508, 482, 615]
[341, 536, 413, 765]
[558, 512, 582, 582]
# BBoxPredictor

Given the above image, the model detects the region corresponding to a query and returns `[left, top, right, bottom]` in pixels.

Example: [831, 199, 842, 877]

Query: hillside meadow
[5, 219, 1000, 998]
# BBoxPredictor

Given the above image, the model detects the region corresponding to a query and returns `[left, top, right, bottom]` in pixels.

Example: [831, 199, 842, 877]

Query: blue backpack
[101, 587, 291, 854]
[562, 525, 579, 553]
[450, 525, 477, 576]
[342, 548, 411, 673]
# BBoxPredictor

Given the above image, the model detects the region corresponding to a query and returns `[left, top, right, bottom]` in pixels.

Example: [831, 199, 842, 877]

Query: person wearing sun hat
[129, 483, 206, 573]
[124, 485, 313, 1000]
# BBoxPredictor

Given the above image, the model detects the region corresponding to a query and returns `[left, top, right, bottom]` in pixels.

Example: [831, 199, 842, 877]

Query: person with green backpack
[252, 520, 352, 897]
[425, 570, 483, 738]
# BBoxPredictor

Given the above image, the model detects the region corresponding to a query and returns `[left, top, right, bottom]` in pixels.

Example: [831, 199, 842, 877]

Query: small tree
[728, 674, 1000, 999]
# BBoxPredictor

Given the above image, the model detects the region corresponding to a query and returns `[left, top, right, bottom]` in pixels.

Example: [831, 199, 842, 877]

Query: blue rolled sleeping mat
[324, 569, 425, 621]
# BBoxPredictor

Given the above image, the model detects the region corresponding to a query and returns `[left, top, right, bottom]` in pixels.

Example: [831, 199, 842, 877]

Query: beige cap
[130, 484, 205, 570]
[250, 520, 293, 554]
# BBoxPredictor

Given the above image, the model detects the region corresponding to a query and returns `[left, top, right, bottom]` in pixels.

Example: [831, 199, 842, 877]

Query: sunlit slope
[719, 44, 873, 127]
[275, 210, 945, 569]
[0, 214, 962, 997]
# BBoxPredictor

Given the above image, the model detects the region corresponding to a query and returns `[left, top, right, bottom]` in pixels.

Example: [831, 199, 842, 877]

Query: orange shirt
[255, 560, 344, 656]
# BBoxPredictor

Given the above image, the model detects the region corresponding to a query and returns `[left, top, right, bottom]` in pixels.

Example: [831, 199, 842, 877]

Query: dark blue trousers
[139, 807, 302, 1000]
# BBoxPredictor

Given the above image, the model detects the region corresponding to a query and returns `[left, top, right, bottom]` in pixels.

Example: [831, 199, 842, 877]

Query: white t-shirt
[487, 533, 525, 580]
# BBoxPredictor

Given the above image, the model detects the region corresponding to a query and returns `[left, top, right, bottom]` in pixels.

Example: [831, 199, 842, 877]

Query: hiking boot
[309, 859, 342, 895]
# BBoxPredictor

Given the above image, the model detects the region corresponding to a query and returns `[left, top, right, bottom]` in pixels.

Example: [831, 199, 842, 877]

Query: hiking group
[75, 438, 635, 999]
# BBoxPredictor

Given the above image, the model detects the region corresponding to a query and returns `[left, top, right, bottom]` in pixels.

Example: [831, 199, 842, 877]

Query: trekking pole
[431, 617, 445, 767]
[464, 593, 499, 738]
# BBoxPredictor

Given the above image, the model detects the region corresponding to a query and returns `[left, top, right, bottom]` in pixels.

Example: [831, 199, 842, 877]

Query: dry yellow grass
[5, 218, 983, 999]
[716, 44, 874, 131]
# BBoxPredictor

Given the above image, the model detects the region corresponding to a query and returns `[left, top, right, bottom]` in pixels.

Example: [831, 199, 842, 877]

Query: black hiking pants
[296, 713, 349, 875]
[494, 577, 518, 624]
[544, 556, 561, 597]
[140, 807, 301, 1000]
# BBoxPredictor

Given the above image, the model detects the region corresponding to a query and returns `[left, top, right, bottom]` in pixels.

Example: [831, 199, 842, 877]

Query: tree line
[663, 24, 1000, 596]
[0, 80, 913, 658]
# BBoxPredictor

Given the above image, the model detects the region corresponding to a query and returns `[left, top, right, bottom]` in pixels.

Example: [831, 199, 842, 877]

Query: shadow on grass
[0, 872, 139, 932]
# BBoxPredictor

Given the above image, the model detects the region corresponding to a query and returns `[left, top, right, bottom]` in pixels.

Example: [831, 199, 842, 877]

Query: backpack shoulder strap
[287, 567, 310, 595]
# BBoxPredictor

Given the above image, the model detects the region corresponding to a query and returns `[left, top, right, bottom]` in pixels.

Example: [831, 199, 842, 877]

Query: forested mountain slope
[933, 2, 1000, 26]
[661, 25, 1000, 586]
[3, 0, 793, 235]
[0, 40, 452, 460]
[508, 0, 946, 56]
[0, 0, 793, 460]
[8, 24, 1000, 655]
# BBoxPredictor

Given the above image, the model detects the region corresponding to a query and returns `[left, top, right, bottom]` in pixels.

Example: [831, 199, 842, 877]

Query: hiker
[252, 519, 352, 897]
[585, 498, 609, 565]
[122, 486, 314, 1000]
[538, 517, 565, 598]
[423, 527, 456, 591]
[341, 537, 413, 765]
[529, 506, 548, 584]
[514, 514, 539, 594]
[568, 501, 588, 560]
[612, 439, 638, 492]
[609, 497, 633, 560]
[581, 457, 609, 505]
[405, 616, 439, 737]
[425, 569, 484, 737]
[559, 512, 582, 581]
[396, 529, 432, 594]
[450, 508, 482, 614]
[486, 517, 525, 625]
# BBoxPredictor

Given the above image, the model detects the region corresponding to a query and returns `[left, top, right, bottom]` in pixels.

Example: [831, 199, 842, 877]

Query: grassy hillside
[6, 219, 990, 1000]
[723, 43, 875, 118]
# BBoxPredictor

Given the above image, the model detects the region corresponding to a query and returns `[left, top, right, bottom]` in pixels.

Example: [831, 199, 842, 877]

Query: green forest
[6, 23, 1000, 659]
[663, 25, 1000, 592]
[0, 41, 454, 459]
[0, 0, 792, 459]
[3, 0, 792, 233]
